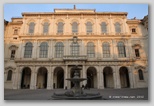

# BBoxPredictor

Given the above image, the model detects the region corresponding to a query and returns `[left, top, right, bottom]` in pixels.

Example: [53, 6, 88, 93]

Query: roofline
[22, 12, 128, 16]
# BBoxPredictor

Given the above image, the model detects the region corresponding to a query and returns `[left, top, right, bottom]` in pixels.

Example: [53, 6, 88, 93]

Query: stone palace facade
[4, 6, 148, 89]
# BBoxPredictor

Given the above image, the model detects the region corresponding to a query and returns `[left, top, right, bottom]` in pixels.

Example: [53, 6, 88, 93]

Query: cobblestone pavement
[4, 88, 148, 100]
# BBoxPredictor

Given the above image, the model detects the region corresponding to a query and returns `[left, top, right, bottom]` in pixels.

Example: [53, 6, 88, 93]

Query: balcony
[63, 55, 87, 61]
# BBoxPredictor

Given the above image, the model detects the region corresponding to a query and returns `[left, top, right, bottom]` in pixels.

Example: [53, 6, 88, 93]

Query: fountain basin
[66, 78, 87, 82]
[52, 92, 102, 100]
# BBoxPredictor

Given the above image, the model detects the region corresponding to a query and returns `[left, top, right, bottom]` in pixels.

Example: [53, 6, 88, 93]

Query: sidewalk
[4, 88, 148, 100]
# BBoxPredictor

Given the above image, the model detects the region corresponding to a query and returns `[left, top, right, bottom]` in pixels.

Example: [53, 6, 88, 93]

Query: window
[55, 42, 64, 58]
[29, 22, 35, 34]
[7, 70, 12, 81]
[72, 22, 78, 33]
[101, 22, 107, 33]
[132, 28, 136, 33]
[10, 50, 16, 59]
[87, 42, 95, 58]
[57, 22, 64, 33]
[71, 42, 79, 56]
[103, 42, 110, 58]
[115, 22, 121, 33]
[39, 42, 48, 58]
[135, 49, 140, 57]
[117, 42, 126, 57]
[43, 22, 49, 34]
[14, 29, 18, 35]
[86, 22, 92, 33]
[24, 42, 33, 58]
[138, 69, 144, 80]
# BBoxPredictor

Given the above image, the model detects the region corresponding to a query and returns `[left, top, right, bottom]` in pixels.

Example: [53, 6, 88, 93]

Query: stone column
[112, 40, 118, 59]
[110, 41, 113, 58]
[51, 67, 54, 89]
[98, 66, 104, 89]
[12, 67, 19, 89]
[110, 16, 114, 34]
[33, 69, 37, 89]
[96, 70, 99, 89]
[17, 66, 22, 89]
[82, 65, 87, 86]
[64, 65, 68, 89]
[30, 66, 37, 89]
[112, 67, 117, 89]
[132, 66, 137, 88]
[65, 39, 69, 55]
[52, 40, 55, 58]
[48, 40, 52, 59]
[128, 66, 134, 88]
[125, 40, 129, 58]
[97, 40, 101, 59]
[144, 69, 148, 87]
[20, 40, 24, 58]
[81, 40, 85, 55]
[47, 67, 51, 89]
[32, 40, 37, 59]
[115, 66, 121, 89]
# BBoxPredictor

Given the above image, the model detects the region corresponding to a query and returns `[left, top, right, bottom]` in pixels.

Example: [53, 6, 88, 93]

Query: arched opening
[53, 67, 64, 89]
[7, 70, 12, 81]
[138, 69, 144, 80]
[87, 67, 97, 88]
[21, 67, 31, 89]
[103, 67, 114, 88]
[37, 67, 48, 89]
[119, 67, 130, 88]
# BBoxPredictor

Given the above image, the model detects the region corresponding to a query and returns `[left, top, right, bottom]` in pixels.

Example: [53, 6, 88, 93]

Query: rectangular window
[135, 49, 140, 57]
[132, 28, 136, 33]
[10, 50, 15, 59]
[14, 29, 18, 35]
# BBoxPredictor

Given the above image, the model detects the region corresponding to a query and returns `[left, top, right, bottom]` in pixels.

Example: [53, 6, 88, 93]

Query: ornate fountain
[52, 65, 102, 100]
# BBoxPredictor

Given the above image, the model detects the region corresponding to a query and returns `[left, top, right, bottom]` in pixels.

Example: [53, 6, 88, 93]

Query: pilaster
[64, 65, 68, 89]
[128, 66, 134, 88]
[82, 65, 87, 86]
[30, 66, 37, 89]
[47, 66, 51, 89]
[115, 66, 121, 89]
[99, 66, 104, 89]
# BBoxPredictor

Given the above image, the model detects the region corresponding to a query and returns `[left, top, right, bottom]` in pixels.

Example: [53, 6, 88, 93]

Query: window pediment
[5, 66, 16, 71]
[132, 44, 142, 49]
[9, 45, 18, 50]
[134, 65, 146, 70]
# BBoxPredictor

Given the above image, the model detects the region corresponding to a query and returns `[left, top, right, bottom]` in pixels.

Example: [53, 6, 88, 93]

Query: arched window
[7, 70, 12, 81]
[101, 22, 107, 33]
[103, 42, 110, 58]
[39, 42, 48, 58]
[138, 69, 144, 80]
[43, 22, 49, 34]
[87, 42, 95, 58]
[72, 22, 78, 33]
[28, 22, 35, 34]
[24, 42, 33, 58]
[57, 22, 64, 33]
[55, 42, 64, 58]
[115, 22, 121, 33]
[71, 42, 79, 56]
[86, 21, 92, 33]
[117, 42, 126, 58]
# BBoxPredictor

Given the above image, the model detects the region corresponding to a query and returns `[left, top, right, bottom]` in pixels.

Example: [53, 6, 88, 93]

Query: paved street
[4, 88, 148, 100]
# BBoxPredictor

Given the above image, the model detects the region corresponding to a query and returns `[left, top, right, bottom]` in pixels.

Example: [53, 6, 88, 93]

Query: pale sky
[4, 4, 148, 22]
